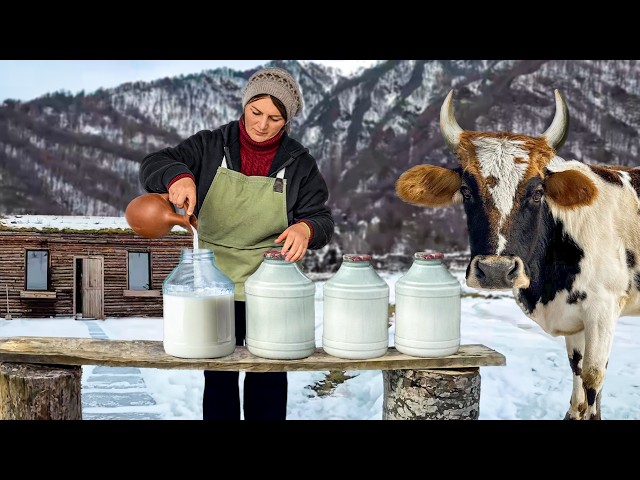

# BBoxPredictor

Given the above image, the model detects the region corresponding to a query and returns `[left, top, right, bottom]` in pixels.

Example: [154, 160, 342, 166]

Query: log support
[0, 362, 82, 420]
[382, 368, 480, 420]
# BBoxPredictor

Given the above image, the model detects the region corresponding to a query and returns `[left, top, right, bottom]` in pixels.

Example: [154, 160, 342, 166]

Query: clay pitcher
[125, 193, 197, 238]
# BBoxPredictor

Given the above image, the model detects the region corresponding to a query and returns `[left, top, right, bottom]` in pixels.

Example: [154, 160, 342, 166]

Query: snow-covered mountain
[2, 59, 639, 270]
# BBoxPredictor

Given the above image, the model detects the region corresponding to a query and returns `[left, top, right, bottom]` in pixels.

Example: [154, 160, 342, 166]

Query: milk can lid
[415, 251, 444, 260]
[264, 250, 285, 260]
[343, 254, 372, 262]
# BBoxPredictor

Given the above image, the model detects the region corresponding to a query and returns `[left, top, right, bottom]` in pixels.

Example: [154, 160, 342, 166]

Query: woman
[139, 66, 334, 420]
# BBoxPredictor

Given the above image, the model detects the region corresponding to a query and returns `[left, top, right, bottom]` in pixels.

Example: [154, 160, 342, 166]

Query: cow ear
[545, 169, 598, 208]
[396, 165, 462, 207]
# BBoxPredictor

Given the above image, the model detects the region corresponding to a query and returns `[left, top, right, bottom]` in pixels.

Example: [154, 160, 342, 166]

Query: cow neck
[516, 206, 584, 314]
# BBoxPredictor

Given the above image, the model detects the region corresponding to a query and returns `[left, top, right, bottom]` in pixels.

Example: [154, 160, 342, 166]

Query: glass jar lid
[264, 250, 286, 260]
[415, 251, 444, 260]
[343, 254, 372, 262]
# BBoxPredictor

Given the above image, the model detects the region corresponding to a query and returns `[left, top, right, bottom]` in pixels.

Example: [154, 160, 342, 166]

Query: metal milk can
[394, 251, 461, 357]
[244, 250, 316, 360]
[322, 254, 390, 359]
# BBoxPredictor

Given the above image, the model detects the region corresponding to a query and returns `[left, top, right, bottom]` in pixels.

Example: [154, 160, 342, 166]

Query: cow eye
[460, 186, 472, 200]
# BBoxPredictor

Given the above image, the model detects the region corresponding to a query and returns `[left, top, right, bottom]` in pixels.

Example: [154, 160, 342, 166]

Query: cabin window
[128, 252, 151, 290]
[25, 249, 49, 290]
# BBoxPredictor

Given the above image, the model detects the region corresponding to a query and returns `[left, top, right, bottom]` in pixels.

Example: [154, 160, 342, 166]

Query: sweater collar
[239, 116, 284, 151]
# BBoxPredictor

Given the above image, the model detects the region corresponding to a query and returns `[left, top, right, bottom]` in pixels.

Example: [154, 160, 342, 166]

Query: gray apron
[197, 156, 288, 301]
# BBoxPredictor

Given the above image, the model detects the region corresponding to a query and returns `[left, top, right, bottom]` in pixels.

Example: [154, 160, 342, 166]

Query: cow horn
[542, 89, 569, 151]
[440, 90, 463, 150]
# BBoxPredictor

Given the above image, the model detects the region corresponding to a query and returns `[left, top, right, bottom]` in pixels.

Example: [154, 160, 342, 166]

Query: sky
[0, 60, 380, 103]
[2, 227, 639, 420]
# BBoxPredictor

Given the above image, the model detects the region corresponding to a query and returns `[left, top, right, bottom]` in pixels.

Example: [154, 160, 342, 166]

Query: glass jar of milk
[162, 248, 235, 359]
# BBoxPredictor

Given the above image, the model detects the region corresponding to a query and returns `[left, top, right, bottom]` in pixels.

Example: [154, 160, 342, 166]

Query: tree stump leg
[0, 362, 82, 420]
[382, 368, 480, 420]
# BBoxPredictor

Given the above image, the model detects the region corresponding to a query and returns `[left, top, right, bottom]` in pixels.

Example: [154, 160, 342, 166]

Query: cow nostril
[507, 262, 519, 280]
[474, 262, 486, 280]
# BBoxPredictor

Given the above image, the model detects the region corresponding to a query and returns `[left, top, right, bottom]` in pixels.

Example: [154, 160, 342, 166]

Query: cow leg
[564, 331, 587, 420]
[581, 311, 615, 420]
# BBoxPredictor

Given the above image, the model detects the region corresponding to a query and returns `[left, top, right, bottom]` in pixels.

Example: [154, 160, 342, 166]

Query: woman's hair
[247, 94, 288, 123]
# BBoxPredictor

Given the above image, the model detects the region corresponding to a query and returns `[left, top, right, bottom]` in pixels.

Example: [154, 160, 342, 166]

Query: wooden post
[5, 285, 10, 320]
[0, 362, 82, 420]
[382, 368, 481, 420]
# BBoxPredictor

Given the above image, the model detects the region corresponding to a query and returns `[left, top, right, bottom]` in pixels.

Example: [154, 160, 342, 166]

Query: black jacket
[139, 121, 334, 250]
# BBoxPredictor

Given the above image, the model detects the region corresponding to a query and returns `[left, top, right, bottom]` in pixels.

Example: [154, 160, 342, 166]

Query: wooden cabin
[0, 215, 193, 319]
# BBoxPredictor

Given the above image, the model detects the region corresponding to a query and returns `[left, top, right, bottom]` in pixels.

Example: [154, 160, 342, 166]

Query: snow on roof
[0, 215, 189, 233]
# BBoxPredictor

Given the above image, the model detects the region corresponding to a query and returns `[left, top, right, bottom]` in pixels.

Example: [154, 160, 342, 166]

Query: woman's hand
[275, 223, 311, 262]
[168, 177, 197, 216]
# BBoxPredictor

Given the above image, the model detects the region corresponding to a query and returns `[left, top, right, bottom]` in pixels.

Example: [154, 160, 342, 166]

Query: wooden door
[81, 258, 104, 319]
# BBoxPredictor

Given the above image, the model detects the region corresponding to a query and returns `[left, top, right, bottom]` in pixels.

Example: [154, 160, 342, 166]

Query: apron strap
[220, 156, 286, 179]
[221, 147, 229, 169]
[273, 167, 285, 193]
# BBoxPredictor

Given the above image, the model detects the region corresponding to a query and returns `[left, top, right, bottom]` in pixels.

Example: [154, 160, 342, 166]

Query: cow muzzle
[466, 255, 530, 290]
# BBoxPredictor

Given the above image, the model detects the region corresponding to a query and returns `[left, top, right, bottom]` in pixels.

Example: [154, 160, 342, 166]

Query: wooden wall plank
[0, 230, 192, 318]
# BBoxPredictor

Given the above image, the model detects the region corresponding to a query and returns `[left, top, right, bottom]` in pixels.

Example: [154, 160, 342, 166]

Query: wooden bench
[0, 336, 506, 420]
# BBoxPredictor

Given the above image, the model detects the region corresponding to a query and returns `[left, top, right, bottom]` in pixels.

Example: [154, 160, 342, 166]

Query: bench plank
[0, 336, 505, 372]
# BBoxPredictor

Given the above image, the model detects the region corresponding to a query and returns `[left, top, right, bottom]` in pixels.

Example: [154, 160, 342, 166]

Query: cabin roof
[0, 215, 189, 234]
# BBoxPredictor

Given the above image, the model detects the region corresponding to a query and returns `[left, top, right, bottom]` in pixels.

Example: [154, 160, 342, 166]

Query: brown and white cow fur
[396, 90, 640, 419]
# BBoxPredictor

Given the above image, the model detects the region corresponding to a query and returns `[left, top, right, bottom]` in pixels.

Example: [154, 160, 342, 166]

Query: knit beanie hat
[242, 67, 303, 131]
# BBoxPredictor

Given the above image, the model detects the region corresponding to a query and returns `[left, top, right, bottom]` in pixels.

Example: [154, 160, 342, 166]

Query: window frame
[25, 249, 50, 291]
[127, 250, 152, 291]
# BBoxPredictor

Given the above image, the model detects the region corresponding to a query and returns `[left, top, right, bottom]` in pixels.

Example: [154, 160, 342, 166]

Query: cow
[395, 90, 640, 420]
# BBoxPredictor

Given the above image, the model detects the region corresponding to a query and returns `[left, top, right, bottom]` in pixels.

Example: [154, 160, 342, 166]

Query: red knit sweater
[239, 119, 283, 176]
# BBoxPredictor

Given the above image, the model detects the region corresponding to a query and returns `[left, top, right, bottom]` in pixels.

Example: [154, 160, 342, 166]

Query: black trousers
[202, 300, 288, 420]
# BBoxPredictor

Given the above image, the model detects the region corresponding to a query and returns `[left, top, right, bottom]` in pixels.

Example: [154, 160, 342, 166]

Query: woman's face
[244, 97, 286, 142]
